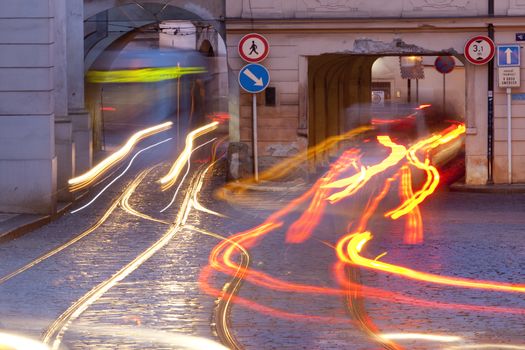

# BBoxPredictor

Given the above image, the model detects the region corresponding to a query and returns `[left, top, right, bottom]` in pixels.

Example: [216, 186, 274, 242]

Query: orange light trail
[68, 122, 172, 191]
[204, 121, 524, 345]
[324, 136, 407, 203]
[338, 232, 525, 293]
[354, 174, 397, 233]
[199, 266, 354, 324]
[371, 115, 415, 126]
[385, 123, 465, 220]
[399, 166, 423, 244]
[207, 231, 525, 316]
[159, 121, 219, 191]
[207, 161, 525, 317]
[286, 149, 360, 244]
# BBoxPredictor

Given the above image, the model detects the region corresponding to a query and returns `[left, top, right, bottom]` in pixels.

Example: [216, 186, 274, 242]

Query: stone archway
[84, 0, 224, 34]
[308, 54, 378, 164]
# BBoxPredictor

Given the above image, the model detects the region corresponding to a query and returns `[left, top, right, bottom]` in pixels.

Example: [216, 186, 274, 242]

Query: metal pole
[100, 87, 106, 151]
[487, 23, 495, 184]
[177, 62, 181, 150]
[507, 87, 512, 184]
[416, 79, 419, 103]
[407, 79, 411, 103]
[252, 93, 259, 182]
[443, 73, 446, 115]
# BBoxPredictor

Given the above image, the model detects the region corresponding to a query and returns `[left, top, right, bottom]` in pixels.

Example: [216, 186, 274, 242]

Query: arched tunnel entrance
[83, 3, 228, 153]
[308, 53, 466, 184]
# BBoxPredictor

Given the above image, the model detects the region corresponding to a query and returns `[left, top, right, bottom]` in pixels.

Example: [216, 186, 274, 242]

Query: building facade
[225, 0, 525, 185]
[1, 0, 525, 215]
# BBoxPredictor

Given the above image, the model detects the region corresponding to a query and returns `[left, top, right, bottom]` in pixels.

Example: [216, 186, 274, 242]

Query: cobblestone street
[1, 131, 524, 350]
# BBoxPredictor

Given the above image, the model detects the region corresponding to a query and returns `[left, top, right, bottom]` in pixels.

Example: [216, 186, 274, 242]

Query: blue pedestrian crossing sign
[497, 44, 521, 67]
[238, 63, 270, 93]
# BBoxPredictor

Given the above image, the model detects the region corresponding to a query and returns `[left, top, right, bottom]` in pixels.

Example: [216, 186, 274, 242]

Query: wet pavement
[0, 136, 524, 349]
[211, 184, 525, 350]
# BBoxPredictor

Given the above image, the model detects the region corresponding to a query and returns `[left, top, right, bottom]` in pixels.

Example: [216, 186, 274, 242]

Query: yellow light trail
[160, 138, 217, 213]
[159, 122, 219, 191]
[118, 160, 239, 349]
[381, 333, 462, 343]
[0, 332, 50, 350]
[221, 126, 371, 192]
[338, 232, 525, 293]
[324, 136, 407, 203]
[86, 66, 207, 83]
[68, 122, 172, 191]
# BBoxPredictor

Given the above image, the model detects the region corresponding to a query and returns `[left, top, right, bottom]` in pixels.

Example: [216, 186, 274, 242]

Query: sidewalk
[0, 203, 71, 244]
[450, 181, 525, 193]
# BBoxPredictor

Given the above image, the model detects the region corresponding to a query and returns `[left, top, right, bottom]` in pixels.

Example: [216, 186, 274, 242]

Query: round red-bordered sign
[434, 56, 456, 74]
[464, 35, 495, 65]
[238, 33, 270, 63]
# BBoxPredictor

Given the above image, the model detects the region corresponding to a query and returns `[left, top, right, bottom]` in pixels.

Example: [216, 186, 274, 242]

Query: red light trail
[200, 122, 524, 348]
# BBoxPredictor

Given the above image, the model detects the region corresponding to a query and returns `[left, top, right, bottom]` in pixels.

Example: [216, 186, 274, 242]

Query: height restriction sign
[464, 35, 496, 65]
[238, 33, 270, 63]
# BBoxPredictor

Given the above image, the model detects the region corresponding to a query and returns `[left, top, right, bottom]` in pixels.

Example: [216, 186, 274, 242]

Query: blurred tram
[86, 46, 212, 150]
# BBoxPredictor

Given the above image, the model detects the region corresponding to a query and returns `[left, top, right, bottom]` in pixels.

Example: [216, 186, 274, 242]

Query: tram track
[41, 164, 197, 349]
[0, 175, 141, 286]
[344, 265, 403, 350]
[187, 225, 247, 350]
[115, 159, 247, 350]
[39, 141, 245, 350]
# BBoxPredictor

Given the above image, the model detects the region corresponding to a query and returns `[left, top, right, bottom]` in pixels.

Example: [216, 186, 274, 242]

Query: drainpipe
[487, 0, 494, 184]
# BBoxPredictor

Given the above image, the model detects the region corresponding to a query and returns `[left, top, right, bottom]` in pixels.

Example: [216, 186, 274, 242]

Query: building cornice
[226, 16, 525, 33]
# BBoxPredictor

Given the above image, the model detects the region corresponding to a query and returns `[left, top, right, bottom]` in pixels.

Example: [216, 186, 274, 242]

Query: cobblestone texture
[0, 134, 524, 350]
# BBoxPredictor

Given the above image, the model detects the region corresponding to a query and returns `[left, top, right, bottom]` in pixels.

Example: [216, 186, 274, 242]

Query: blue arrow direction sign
[497, 44, 521, 67]
[239, 63, 270, 93]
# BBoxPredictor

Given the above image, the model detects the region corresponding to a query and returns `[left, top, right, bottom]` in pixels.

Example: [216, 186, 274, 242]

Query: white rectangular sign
[498, 67, 521, 88]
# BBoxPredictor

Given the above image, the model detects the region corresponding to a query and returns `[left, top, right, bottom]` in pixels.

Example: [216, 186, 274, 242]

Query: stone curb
[450, 182, 525, 193]
[226, 180, 308, 193]
[0, 202, 72, 244]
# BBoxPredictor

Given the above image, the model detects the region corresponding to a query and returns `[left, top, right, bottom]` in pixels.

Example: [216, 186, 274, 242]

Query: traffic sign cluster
[238, 33, 271, 94]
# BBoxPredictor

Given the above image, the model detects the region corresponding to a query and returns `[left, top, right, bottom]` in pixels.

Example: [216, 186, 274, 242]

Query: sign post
[497, 44, 521, 184]
[238, 34, 271, 182]
[238, 63, 270, 182]
[434, 56, 456, 115]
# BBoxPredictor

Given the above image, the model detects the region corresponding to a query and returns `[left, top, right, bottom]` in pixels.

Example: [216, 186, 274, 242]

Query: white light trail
[71, 138, 173, 214]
